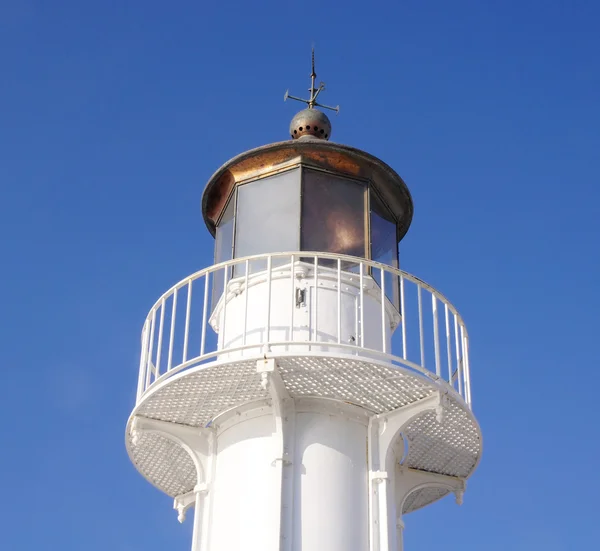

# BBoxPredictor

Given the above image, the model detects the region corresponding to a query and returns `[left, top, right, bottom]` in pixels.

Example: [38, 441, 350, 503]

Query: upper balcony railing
[136, 252, 472, 409]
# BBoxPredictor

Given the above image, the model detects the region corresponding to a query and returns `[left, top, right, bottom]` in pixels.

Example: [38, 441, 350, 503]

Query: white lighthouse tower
[126, 55, 481, 551]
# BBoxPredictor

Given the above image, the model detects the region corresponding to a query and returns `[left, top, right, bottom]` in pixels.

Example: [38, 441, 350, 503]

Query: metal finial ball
[289, 108, 332, 141]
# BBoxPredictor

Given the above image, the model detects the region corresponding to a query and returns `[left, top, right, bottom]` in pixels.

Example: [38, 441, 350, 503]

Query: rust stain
[204, 143, 398, 226]
[205, 170, 235, 223]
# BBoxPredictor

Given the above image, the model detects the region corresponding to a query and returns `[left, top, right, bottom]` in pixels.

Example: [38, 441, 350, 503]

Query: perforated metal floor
[127, 353, 481, 512]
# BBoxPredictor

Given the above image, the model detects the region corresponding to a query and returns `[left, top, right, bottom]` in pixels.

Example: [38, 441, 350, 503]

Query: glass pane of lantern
[212, 193, 236, 309]
[234, 167, 301, 273]
[370, 188, 399, 309]
[301, 168, 366, 270]
[215, 193, 235, 264]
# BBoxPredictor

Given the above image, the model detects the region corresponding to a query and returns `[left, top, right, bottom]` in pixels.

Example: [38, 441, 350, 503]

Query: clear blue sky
[1, 1, 598, 549]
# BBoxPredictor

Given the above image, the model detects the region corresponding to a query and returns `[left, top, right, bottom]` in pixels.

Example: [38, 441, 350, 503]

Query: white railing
[136, 252, 472, 408]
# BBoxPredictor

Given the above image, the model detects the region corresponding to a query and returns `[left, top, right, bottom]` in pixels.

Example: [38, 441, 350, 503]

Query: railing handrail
[142, 251, 468, 338]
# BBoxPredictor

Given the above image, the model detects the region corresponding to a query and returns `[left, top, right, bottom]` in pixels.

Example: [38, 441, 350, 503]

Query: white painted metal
[359, 262, 365, 348]
[145, 308, 156, 390]
[209, 411, 276, 550]
[167, 288, 177, 371]
[243, 259, 250, 345]
[454, 314, 463, 397]
[432, 295, 441, 377]
[444, 303, 452, 385]
[183, 279, 192, 362]
[135, 252, 472, 408]
[200, 274, 209, 356]
[400, 274, 406, 359]
[156, 297, 165, 377]
[292, 406, 369, 551]
[128, 358, 480, 551]
[381, 267, 387, 353]
[127, 251, 479, 551]
[417, 286, 424, 369]
[136, 319, 149, 401]
[211, 261, 396, 361]
[337, 258, 342, 345]
[191, 488, 203, 551]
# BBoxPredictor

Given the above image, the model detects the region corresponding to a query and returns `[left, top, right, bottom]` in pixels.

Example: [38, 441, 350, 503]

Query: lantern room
[201, 134, 414, 276]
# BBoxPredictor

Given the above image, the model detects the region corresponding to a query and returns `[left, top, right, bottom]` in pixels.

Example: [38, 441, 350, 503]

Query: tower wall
[207, 400, 369, 551]
[292, 409, 369, 550]
[209, 413, 278, 550]
[210, 262, 399, 360]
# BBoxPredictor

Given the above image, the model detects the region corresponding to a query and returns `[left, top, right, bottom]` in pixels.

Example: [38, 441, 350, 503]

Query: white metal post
[432, 295, 441, 377]
[396, 517, 404, 551]
[418, 285, 425, 368]
[400, 275, 406, 360]
[167, 288, 177, 372]
[183, 279, 192, 362]
[190, 489, 204, 551]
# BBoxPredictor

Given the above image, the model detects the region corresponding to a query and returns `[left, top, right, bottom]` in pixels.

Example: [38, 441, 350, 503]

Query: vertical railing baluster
[200, 273, 209, 356]
[418, 285, 425, 368]
[145, 308, 156, 389]
[381, 267, 386, 353]
[312, 256, 318, 346]
[183, 279, 192, 363]
[467, 335, 472, 406]
[137, 320, 150, 400]
[167, 288, 177, 372]
[265, 256, 272, 345]
[221, 267, 228, 349]
[463, 329, 472, 407]
[337, 258, 342, 345]
[444, 303, 452, 385]
[243, 259, 250, 346]
[460, 324, 466, 402]
[452, 314, 462, 396]
[359, 262, 364, 348]
[455, 315, 462, 397]
[289, 255, 294, 345]
[400, 274, 407, 360]
[432, 295, 441, 377]
[155, 298, 166, 378]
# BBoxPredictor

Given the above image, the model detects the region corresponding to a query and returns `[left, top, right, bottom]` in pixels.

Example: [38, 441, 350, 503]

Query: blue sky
[1, 1, 599, 549]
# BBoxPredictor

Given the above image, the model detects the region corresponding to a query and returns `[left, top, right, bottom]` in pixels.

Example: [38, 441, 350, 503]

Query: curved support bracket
[372, 393, 441, 473]
[129, 415, 216, 532]
[367, 391, 454, 551]
[130, 416, 214, 483]
[395, 465, 466, 513]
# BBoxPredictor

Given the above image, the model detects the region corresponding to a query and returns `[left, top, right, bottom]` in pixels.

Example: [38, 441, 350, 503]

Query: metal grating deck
[126, 353, 481, 512]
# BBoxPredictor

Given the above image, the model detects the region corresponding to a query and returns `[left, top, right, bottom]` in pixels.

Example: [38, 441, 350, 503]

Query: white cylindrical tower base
[210, 262, 400, 361]
[292, 410, 368, 550]
[209, 412, 278, 550]
[208, 399, 369, 551]
[128, 355, 480, 551]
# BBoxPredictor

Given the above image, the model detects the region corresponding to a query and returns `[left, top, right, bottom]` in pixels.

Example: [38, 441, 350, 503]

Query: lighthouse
[126, 54, 481, 551]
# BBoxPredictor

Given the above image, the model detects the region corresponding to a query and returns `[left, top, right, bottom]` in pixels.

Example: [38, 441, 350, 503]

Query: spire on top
[284, 48, 340, 113]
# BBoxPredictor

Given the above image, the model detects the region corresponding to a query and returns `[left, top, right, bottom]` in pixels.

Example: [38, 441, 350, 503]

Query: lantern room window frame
[212, 162, 400, 306]
[299, 166, 369, 268]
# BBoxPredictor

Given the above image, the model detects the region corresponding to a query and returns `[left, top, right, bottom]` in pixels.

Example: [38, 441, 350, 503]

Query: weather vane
[284, 48, 340, 113]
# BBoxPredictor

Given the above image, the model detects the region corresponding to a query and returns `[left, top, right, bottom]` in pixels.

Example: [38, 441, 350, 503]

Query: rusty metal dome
[289, 108, 332, 141]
